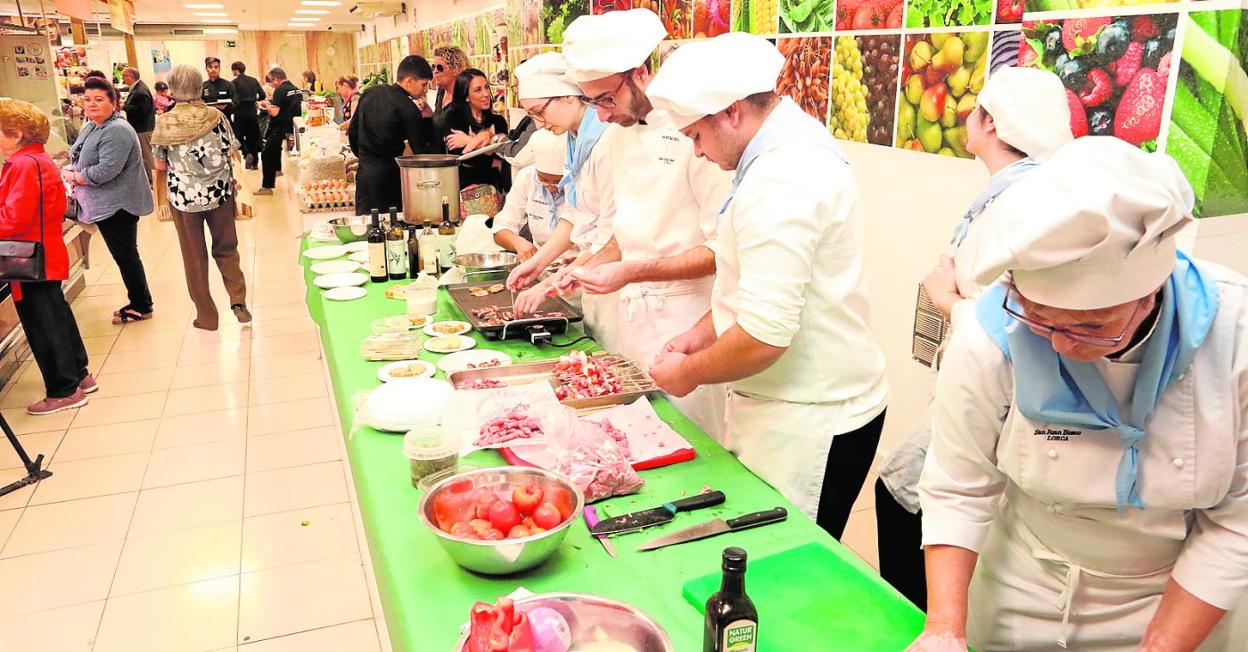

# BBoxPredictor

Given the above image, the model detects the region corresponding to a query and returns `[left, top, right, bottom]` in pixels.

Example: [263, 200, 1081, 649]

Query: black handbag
[0, 155, 48, 283]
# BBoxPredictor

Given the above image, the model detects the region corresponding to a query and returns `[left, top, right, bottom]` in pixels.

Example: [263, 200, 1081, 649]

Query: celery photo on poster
[1166, 10, 1248, 218]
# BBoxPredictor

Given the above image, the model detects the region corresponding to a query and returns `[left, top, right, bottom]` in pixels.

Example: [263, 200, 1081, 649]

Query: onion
[527, 607, 571, 652]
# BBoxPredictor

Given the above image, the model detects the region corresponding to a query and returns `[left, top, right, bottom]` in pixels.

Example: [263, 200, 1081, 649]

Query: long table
[300, 243, 924, 651]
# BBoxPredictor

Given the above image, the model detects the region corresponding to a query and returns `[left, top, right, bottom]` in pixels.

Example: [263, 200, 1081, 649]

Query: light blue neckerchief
[950, 158, 1040, 247]
[534, 181, 564, 235]
[976, 251, 1219, 514]
[559, 109, 609, 209]
[719, 98, 847, 219]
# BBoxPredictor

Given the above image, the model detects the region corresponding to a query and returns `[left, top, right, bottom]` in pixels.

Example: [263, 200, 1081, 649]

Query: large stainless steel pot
[396, 155, 459, 225]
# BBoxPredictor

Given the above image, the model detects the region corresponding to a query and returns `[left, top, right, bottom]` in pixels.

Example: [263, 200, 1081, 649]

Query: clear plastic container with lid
[404, 426, 459, 487]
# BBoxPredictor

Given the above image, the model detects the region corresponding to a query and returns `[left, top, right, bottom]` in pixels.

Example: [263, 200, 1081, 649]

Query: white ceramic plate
[313, 272, 369, 289]
[302, 245, 348, 260]
[324, 286, 368, 301]
[343, 241, 369, 253]
[311, 260, 360, 275]
[424, 335, 476, 354]
[349, 251, 370, 264]
[437, 350, 512, 374]
[377, 359, 437, 382]
[423, 320, 471, 337]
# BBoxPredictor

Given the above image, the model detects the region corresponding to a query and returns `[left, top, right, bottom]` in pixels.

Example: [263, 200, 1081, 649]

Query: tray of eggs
[299, 180, 355, 212]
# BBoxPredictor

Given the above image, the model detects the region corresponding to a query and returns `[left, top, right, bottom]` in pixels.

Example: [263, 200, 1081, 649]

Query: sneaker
[27, 389, 88, 416]
[244, 153, 256, 167]
[254, 187, 274, 195]
[79, 374, 99, 394]
[231, 304, 253, 323]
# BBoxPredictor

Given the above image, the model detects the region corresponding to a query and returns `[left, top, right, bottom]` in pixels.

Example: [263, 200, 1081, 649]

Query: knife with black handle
[589, 490, 726, 536]
[636, 507, 789, 551]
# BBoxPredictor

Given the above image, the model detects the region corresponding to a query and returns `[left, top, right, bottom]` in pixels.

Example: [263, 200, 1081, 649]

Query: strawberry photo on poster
[1021, 14, 1176, 149]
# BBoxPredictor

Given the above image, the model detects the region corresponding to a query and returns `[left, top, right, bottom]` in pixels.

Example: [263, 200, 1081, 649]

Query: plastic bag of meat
[550, 418, 644, 503]
[474, 394, 576, 449]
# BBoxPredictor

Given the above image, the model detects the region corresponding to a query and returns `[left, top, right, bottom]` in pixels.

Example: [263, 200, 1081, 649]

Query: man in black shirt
[255, 67, 302, 194]
[230, 61, 265, 170]
[121, 66, 155, 181]
[348, 55, 437, 215]
[201, 57, 235, 120]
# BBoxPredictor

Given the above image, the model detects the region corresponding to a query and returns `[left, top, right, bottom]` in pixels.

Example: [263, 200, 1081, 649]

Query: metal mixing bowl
[419, 466, 584, 575]
[326, 215, 370, 243]
[454, 593, 676, 652]
[452, 252, 519, 276]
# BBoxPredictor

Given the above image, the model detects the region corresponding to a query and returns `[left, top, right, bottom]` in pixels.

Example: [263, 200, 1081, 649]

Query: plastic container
[406, 285, 438, 316]
[404, 427, 459, 487]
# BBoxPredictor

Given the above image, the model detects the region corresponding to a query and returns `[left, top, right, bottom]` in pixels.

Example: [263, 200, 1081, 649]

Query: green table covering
[300, 241, 924, 651]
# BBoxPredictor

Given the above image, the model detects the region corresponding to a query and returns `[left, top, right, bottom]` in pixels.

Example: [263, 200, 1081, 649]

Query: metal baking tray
[445, 281, 583, 341]
[448, 353, 658, 411]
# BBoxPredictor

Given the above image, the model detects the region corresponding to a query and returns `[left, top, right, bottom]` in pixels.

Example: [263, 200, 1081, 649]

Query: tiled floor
[0, 169, 386, 651]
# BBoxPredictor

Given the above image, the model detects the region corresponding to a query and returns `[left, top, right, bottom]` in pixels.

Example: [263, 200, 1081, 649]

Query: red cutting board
[500, 445, 695, 471]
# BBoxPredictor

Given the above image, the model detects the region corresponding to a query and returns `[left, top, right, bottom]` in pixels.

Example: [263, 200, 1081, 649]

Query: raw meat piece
[476, 413, 544, 446]
[552, 419, 643, 502]
[552, 351, 622, 401]
[461, 378, 507, 390]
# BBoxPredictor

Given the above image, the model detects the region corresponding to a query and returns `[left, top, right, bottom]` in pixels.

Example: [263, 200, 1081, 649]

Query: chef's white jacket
[920, 261, 1248, 613]
[491, 165, 584, 248]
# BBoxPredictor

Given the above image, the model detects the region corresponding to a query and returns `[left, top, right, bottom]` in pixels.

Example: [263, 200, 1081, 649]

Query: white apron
[615, 277, 726, 441]
[582, 290, 619, 354]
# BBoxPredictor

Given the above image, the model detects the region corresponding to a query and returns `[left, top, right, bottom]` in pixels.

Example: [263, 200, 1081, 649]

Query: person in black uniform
[347, 55, 437, 216]
[201, 57, 235, 122]
[255, 68, 301, 195]
[120, 67, 155, 181]
[229, 61, 265, 170]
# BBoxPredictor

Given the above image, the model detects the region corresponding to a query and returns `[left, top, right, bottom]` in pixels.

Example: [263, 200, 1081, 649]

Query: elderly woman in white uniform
[910, 137, 1248, 652]
[642, 33, 890, 538]
[504, 52, 620, 352]
[874, 66, 1072, 609]
[551, 8, 733, 440]
[492, 130, 580, 260]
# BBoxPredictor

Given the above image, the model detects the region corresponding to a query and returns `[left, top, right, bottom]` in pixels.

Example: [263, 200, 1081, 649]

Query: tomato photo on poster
[691, 0, 731, 36]
[835, 0, 903, 31]
[1021, 14, 1176, 148]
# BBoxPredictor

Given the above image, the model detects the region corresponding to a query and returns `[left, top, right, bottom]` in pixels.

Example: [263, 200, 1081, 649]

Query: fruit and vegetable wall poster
[491, 0, 1248, 217]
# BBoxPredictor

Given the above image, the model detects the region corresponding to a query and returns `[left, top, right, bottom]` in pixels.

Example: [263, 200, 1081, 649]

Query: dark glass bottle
[407, 223, 421, 279]
[385, 206, 407, 280]
[366, 208, 387, 283]
[704, 547, 758, 652]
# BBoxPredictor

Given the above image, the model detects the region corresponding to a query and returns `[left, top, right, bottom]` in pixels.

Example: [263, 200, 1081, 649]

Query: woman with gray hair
[152, 64, 250, 331]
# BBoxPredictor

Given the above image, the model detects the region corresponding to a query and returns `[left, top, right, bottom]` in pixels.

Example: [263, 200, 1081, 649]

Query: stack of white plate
[362, 377, 453, 432]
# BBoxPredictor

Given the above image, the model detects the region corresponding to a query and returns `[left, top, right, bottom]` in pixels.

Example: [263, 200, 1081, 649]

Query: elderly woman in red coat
[0, 99, 94, 415]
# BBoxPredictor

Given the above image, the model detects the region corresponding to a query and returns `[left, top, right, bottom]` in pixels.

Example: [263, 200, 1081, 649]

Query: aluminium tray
[447, 353, 657, 412]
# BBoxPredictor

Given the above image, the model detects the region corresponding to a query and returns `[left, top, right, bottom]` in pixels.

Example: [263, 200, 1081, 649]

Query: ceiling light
[291, 16, 321, 20]
[300, 1, 341, 5]
[185, 3, 225, 7]
[203, 28, 238, 34]
[194, 11, 228, 16]
[295, 9, 329, 14]
[288, 23, 320, 28]
[201, 18, 232, 23]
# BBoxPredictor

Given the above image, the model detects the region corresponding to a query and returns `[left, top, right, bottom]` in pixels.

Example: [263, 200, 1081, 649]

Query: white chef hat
[646, 33, 784, 130]
[970, 137, 1195, 310]
[977, 66, 1072, 162]
[561, 9, 668, 84]
[530, 129, 567, 176]
[515, 52, 582, 100]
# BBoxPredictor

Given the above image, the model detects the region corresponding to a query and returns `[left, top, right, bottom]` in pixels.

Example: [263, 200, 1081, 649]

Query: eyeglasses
[525, 97, 556, 122]
[432, 63, 446, 72]
[579, 74, 628, 109]
[1002, 285, 1145, 346]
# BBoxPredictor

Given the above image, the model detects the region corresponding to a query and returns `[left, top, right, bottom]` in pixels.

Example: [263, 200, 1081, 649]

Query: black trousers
[96, 209, 153, 313]
[261, 130, 286, 189]
[15, 281, 89, 398]
[875, 478, 928, 610]
[354, 161, 403, 217]
[815, 409, 887, 539]
[233, 106, 262, 157]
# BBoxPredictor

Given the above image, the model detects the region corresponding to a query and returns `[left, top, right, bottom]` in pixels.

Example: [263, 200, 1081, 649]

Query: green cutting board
[683, 542, 926, 651]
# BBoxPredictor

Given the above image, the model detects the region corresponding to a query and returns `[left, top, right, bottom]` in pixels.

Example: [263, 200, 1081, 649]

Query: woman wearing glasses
[907, 136, 1248, 651]
[504, 52, 619, 351]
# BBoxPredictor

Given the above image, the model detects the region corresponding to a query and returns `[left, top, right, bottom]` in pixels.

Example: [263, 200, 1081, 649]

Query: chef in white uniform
[642, 33, 889, 537]
[505, 52, 620, 352]
[492, 129, 580, 259]
[556, 8, 732, 439]
[911, 137, 1248, 652]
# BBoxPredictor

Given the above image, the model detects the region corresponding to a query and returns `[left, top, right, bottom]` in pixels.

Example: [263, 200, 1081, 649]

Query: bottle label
[438, 236, 456, 269]
[722, 620, 757, 651]
[386, 240, 406, 274]
[367, 242, 387, 278]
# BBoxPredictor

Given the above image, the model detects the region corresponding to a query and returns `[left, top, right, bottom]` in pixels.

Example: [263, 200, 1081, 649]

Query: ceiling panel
[0, 0, 363, 31]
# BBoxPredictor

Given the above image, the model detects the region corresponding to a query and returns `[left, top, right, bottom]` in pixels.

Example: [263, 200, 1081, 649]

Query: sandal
[112, 305, 153, 325]
[231, 304, 252, 324]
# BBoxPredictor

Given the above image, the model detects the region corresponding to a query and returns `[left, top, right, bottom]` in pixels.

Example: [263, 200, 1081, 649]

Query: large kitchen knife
[636, 507, 788, 552]
[590, 490, 726, 536]
[583, 505, 617, 558]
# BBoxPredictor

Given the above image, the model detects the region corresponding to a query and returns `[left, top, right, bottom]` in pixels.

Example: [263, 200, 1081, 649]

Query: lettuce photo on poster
[779, 0, 836, 33]
[543, 0, 590, 43]
[906, 0, 992, 28]
[1166, 10, 1248, 218]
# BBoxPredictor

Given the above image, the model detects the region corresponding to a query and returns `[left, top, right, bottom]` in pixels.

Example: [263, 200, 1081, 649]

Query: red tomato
[521, 517, 536, 529]
[547, 489, 575, 521]
[507, 525, 532, 539]
[474, 491, 499, 520]
[469, 518, 493, 536]
[433, 491, 475, 531]
[511, 483, 544, 516]
[852, 6, 880, 30]
[489, 500, 522, 533]
[449, 522, 475, 538]
[481, 528, 506, 541]
[532, 502, 562, 530]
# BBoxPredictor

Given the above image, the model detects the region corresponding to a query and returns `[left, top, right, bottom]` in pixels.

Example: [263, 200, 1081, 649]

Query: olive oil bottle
[437, 196, 456, 274]
[704, 547, 758, 652]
